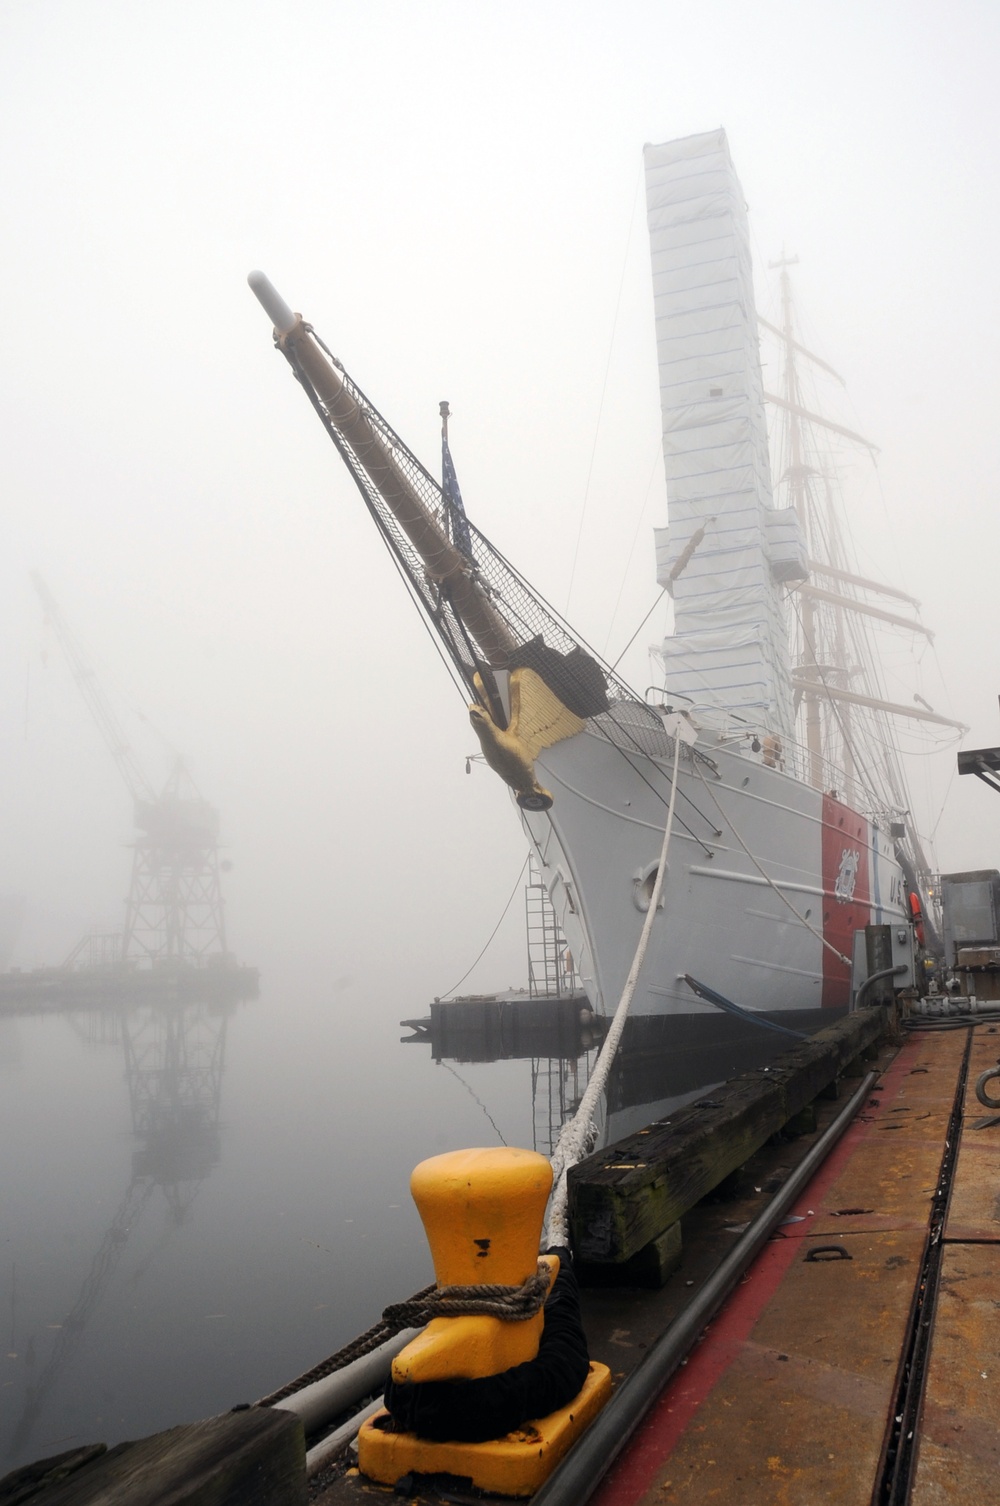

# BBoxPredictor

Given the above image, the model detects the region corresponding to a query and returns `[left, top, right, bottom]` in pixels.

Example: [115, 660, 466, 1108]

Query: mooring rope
[256, 1265, 554, 1408]
[544, 728, 683, 1248]
[254, 1286, 435, 1407]
[259, 726, 681, 1408]
[383, 1262, 552, 1326]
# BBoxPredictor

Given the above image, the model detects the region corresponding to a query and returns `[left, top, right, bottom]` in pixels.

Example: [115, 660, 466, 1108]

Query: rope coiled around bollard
[383, 1252, 590, 1444]
[255, 1285, 436, 1407]
[382, 1261, 552, 1327]
[256, 1264, 551, 1408]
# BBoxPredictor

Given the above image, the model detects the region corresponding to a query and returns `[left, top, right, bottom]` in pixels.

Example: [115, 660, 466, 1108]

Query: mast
[248, 271, 653, 814]
[248, 272, 515, 670]
[771, 255, 825, 787]
[767, 263, 966, 833]
[644, 131, 796, 741]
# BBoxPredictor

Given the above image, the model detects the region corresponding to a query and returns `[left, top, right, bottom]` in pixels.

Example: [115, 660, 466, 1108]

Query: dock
[570, 1017, 1000, 1505]
[7, 1011, 998, 1505]
[309, 1011, 999, 1504]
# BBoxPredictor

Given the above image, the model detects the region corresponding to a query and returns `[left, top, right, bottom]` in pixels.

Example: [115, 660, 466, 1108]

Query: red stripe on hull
[820, 794, 870, 1008]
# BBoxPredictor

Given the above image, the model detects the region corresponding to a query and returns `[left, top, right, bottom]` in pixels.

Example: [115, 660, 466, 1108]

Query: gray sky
[2, 0, 998, 995]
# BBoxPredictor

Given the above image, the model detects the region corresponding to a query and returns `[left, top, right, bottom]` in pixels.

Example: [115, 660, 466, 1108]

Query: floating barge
[401, 990, 601, 1061]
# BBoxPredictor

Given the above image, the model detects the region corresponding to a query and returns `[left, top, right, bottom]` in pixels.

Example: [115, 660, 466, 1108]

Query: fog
[3, 0, 999, 1004]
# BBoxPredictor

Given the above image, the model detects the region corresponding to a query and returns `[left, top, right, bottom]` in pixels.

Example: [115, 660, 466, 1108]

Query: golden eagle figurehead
[467, 667, 586, 811]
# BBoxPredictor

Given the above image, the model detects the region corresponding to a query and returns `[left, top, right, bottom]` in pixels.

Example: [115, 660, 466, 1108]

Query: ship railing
[715, 720, 899, 827]
[638, 696, 898, 827]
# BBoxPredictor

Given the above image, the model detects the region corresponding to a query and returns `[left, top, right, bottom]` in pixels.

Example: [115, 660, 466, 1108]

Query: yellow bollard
[392, 1146, 558, 1385]
[357, 1146, 612, 1496]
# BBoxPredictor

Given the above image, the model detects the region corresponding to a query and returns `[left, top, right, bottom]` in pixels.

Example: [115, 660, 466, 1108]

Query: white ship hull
[523, 722, 907, 1020]
[249, 131, 935, 1039]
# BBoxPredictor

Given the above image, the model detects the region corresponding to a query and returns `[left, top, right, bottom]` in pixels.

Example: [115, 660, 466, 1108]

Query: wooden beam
[764, 391, 878, 452]
[568, 1008, 888, 1267]
[789, 676, 968, 731]
[791, 582, 932, 639]
[806, 559, 921, 610]
[27, 1408, 306, 1506]
[757, 316, 845, 385]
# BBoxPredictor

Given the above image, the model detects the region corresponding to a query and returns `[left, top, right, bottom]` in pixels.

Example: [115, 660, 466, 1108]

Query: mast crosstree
[764, 260, 965, 889]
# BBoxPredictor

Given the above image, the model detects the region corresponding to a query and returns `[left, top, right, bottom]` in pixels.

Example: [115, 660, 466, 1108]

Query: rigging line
[437, 855, 530, 1000]
[610, 588, 667, 673]
[929, 760, 958, 845]
[579, 692, 718, 848]
[595, 678, 747, 843]
[833, 723, 961, 763]
[545, 731, 684, 1248]
[587, 694, 722, 841]
[565, 157, 644, 617]
[437, 1061, 508, 1147]
[293, 340, 713, 846]
[786, 590, 886, 814]
[607, 740, 715, 856]
[378, 538, 474, 708]
[442, 576, 492, 694]
[285, 342, 473, 712]
[927, 640, 968, 730]
[485, 533, 656, 710]
[602, 436, 665, 656]
[693, 759, 851, 968]
[549, 742, 711, 855]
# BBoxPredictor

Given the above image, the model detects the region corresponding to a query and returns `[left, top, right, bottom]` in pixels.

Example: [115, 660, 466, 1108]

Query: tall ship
[249, 129, 962, 1029]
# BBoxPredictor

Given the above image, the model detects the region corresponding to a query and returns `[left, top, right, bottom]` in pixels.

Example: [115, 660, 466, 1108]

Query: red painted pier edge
[591, 1036, 921, 1506]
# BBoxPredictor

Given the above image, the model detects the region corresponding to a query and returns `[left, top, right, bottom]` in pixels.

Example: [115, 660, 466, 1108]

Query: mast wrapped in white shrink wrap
[645, 129, 794, 736]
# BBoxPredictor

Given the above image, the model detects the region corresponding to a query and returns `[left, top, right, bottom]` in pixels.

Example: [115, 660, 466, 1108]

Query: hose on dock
[854, 964, 908, 1010]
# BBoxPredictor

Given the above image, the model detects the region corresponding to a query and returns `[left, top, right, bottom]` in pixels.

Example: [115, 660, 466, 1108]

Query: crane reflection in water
[7, 994, 236, 1461]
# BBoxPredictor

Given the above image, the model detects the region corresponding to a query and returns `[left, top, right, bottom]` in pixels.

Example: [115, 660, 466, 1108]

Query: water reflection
[7, 996, 236, 1461]
[1, 981, 830, 1473]
[404, 998, 831, 1153]
[401, 994, 603, 1158]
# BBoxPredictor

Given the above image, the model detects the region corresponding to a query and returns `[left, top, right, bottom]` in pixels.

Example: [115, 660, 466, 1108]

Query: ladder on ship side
[525, 855, 591, 1156]
[525, 854, 580, 999]
[531, 1052, 588, 1159]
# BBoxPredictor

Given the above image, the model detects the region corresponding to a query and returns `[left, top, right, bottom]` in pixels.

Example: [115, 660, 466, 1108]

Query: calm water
[0, 978, 794, 1470]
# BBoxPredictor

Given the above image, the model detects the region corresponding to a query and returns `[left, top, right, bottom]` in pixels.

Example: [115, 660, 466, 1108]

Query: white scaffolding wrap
[645, 130, 796, 737]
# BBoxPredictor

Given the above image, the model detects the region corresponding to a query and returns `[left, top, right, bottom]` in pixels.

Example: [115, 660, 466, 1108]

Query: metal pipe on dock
[305, 1397, 384, 1478]
[532, 1070, 878, 1506]
[269, 1327, 421, 1435]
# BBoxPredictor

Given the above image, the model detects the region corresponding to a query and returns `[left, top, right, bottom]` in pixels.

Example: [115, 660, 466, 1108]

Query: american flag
[442, 428, 474, 559]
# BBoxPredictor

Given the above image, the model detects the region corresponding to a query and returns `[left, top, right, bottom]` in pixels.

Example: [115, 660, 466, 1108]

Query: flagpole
[439, 400, 450, 542]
